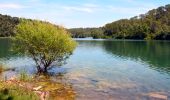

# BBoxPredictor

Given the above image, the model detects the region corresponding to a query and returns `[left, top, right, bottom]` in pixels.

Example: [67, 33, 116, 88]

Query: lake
[0, 38, 170, 100]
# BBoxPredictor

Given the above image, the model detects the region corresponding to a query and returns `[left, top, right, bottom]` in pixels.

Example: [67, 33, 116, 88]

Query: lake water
[0, 38, 170, 100]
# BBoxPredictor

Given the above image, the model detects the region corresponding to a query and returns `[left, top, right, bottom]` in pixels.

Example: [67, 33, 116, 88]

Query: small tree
[13, 19, 76, 73]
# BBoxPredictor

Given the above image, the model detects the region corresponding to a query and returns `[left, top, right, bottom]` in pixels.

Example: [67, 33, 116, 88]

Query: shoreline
[0, 37, 170, 41]
[0, 75, 76, 100]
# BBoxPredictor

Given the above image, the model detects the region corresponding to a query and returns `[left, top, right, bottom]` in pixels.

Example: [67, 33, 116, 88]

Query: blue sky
[0, 0, 169, 28]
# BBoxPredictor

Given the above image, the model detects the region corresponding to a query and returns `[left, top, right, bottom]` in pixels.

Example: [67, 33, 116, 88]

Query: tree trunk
[37, 65, 43, 74]
[37, 65, 48, 74]
[43, 65, 48, 73]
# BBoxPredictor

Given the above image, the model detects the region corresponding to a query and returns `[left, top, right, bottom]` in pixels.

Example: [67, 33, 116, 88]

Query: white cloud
[83, 4, 99, 8]
[62, 6, 94, 13]
[0, 3, 24, 9]
[61, 3, 99, 13]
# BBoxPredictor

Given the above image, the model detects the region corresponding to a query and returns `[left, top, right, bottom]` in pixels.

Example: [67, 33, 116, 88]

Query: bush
[0, 82, 39, 100]
[13, 19, 77, 73]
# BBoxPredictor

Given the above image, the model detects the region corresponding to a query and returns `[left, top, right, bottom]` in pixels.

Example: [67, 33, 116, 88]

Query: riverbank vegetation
[69, 27, 104, 39]
[0, 74, 75, 100]
[0, 81, 39, 100]
[0, 14, 19, 37]
[0, 10, 77, 99]
[13, 19, 76, 74]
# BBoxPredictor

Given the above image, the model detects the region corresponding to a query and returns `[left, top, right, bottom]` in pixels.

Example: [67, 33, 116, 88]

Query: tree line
[0, 4, 170, 40]
[0, 14, 19, 37]
[68, 4, 170, 40]
[68, 27, 104, 39]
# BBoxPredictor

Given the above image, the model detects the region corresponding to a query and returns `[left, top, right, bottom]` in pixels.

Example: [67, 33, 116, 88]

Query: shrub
[13, 19, 77, 73]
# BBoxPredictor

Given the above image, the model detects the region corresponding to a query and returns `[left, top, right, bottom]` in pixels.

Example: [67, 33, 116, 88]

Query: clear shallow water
[0, 38, 170, 100]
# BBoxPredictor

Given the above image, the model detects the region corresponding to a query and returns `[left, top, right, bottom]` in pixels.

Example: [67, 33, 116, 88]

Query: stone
[33, 86, 42, 91]
[149, 93, 168, 100]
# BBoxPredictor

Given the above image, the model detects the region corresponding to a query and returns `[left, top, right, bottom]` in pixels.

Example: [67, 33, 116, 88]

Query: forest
[0, 14, 19, 37]
[69, 4, 170, 40]
[0, 4, 170, 40]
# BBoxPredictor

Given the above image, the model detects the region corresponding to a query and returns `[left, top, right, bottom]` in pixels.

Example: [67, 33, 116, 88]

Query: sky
[0, 0, 169, 28]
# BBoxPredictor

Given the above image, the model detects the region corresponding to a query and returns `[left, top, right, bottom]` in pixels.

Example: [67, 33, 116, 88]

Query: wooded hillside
[69, 4, 170, 40]
[0, 14, 19, 37]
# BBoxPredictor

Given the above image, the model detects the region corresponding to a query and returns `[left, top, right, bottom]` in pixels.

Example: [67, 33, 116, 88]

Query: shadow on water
[102, 40, 170, 74]
[0, 38, 12, 58]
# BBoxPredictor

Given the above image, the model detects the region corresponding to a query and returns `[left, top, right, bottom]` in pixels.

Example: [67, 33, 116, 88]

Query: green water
[0, 38, 170, 99]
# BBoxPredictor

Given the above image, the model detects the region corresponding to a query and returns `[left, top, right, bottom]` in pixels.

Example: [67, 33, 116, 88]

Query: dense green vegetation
[0, 82, 39, 100]
[68, 27, 104, 39]
[104, 4, 170, 40]
[69, 4, 170, 40]
[13, 19, 77, 73]
[0, 14, 19, 37]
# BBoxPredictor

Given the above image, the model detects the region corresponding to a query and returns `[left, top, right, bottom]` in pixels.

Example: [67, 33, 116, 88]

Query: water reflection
[0, 38, 12, 58]
[102, 40, 170, 74]
[70, 40, 170, 99]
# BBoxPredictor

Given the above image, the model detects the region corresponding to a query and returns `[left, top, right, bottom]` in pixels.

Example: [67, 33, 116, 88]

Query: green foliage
[0, 14, 19, 37]
[69, 4, 170, 40]
[0, 88, 13, 100]
[68, 27, 104, 39]
[0, 82, 39, 100]
[13, 19, 77, 73]
[104, 4, 170, 40]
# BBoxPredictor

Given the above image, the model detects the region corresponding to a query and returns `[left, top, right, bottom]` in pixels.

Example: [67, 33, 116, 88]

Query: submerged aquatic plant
[34, 77, 75, 100]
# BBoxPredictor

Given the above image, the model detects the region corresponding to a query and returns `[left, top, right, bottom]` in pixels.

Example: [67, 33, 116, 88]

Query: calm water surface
[0, 38, 170, 100]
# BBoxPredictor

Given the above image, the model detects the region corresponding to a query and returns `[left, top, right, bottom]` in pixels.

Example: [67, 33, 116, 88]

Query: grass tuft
[19, 70, 32, 82]
[0, 82, 39, 100]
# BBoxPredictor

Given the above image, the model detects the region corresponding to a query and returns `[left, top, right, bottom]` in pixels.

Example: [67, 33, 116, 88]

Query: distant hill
[68, 27, 104, 39]
[0, 14, 19, 37]
[1, 4, 170, 40]
[69, 4, 170, 40]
